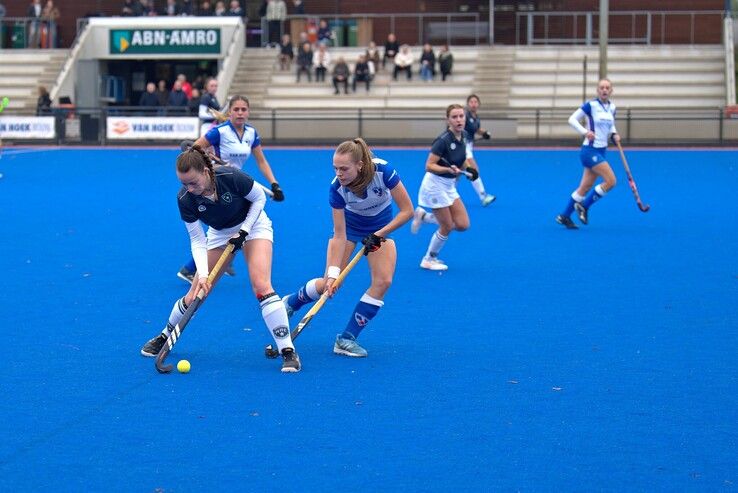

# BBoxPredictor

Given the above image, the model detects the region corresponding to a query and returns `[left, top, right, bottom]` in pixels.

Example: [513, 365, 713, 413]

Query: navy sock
[341, 294, 383, 339]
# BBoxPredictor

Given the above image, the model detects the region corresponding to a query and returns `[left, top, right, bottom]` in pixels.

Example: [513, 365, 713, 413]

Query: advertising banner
[0, 116, 56, 139]
[107, 117, 199, 140]
[110, 29, 221, 54]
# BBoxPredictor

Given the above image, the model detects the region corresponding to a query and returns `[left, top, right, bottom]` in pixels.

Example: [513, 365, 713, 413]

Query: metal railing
[0, 16, 60, 49]
[3, 106, 738, 146]
[515, 10, 725, 45]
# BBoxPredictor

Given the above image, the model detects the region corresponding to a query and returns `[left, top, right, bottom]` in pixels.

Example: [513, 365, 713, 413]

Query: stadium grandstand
[0, 0, 736, 144]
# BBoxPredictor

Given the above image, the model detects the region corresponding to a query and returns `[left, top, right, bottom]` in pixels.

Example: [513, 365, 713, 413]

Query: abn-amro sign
[110, 29, 221, 54]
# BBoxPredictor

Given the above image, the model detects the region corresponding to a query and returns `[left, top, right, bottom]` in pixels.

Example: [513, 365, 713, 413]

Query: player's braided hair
[336, 137, 376, 196]
[176, 144, 215, 185]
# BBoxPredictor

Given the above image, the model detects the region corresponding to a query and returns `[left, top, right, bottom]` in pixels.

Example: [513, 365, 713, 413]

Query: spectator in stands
[199, 77, 221, 134]
[121, 0, 141, 16]
[139, 82, 160, 112]
[438, 44, 453, 81]
[213, 0, 226, 15]
[366, 41, 380, 70]
[227, 0, 243, 16]
[188, 88, 201, 116]
[164, 0, 179, 15]
[156, 80, 169, 107]
[352, 54, 371, 93]
[266, 0, 287, 46]
[382, 33, 399, 69]
[180, 0, 195, 15]
[36, 86, 52, 115]
[167, 79, 189, 113]
[393, 44, 413, 81]
[292, 0, 304, 14]
[141, 0, 157, 15]
[278, 33, 294, 71]
[419, 43, 436, 81]
[332, 57, 350, 95]
[41, 0, 60, 48]
[317, 19, 333, 46]
[296, 41, 313, 82]
[0, 3, 6, 19]
[177, 74, 193, 99]
[313, 44, 331, 83]
[27, 0, 43, 48]
[198, 1, 213, 15]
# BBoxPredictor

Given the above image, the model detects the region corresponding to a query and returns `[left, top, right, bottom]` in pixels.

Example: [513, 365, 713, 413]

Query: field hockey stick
[207, 107, 229, 123]
[179, 140, 275, 198]
[155, 243, 237, 373]
[616, 141, 651, 213]
[264, 248, 366, 359]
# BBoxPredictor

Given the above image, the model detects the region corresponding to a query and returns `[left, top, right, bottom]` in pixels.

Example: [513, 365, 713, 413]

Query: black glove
[271, 182, 285, 202]
[482, 130, 491, 140]
[180, 140, 195, 152]
[228, 230, 248, 250]
[361, 233, 384, 255]
[465, 167, 479, 181]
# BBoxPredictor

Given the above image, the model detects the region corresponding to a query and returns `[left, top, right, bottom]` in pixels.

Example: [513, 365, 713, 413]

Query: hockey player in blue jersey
[282, 138, 413, 357]
[557, 78, 620, 229]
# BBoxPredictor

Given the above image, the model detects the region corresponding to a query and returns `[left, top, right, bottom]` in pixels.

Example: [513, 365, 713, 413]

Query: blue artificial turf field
[0, 146, 736, 491]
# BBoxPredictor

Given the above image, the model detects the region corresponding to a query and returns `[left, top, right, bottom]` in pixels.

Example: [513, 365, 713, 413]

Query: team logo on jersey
[450, 143, 457, 150]
[372, 186, 383, 197]
[272, 326, 289, 338]
[221, 192, 233, 203]
[354, 313, 368, 327]
[198, 205, 207, 212]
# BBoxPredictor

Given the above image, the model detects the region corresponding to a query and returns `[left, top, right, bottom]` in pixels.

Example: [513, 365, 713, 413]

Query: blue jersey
[328, 159, 401, 236]
[205, 121, 261, 170]
[178, 167, 256, 230]
[570, 99, 618, 148]
[431, 129, 473, 178]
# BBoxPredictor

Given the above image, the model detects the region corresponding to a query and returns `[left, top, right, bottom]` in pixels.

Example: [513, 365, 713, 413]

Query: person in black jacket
[382, 33, 399, 69]
[332, 57, 349, 95]
[352, 54, 371, 92]
[438, 44, 453, 81]
[167, 79, 189, 114]
[296, 41, 313, 82]
[36, 86, 52, 115]
[138, 82, 160, 113]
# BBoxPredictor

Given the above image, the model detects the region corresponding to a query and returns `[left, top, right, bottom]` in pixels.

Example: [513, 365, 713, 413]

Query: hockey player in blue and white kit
[556, 78, 620, 229]
[282, 138, 414, 357]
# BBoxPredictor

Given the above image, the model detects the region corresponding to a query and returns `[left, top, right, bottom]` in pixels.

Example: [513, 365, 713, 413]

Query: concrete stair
[0, 50, 68, 111]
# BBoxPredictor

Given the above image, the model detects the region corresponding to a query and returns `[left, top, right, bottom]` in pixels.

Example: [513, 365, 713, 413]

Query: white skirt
[206, 211, 273, 249]
[418, 172, 460, 209]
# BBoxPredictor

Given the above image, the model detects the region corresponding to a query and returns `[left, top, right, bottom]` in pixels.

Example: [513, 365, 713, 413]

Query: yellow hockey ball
[177, 360, 191, 373]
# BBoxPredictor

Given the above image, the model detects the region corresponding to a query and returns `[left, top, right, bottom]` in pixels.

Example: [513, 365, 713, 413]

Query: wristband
[327, 265, 341, 279]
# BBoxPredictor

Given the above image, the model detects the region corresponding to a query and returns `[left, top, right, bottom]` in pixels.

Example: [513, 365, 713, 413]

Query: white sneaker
[481, 194, 496, 207]
[410, 206, 426, 234]
[420, 257, 448, 271]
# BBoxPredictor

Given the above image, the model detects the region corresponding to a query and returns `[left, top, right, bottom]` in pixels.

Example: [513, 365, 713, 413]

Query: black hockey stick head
[155, 346, 174, 373]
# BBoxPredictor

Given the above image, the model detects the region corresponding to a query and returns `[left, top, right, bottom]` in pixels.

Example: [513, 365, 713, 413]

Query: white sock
[163, 297, 188, 336]
[424, 230, 448, 259]
[471, 177, 487, 199]
[594, 184, 607, 197]
[260, 294, 293, 352]
[571, 191, 585, 202]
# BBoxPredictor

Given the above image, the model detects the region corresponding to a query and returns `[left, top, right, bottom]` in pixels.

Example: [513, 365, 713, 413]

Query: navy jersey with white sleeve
[328, 158, 401, 240]
[568, 99, 618, 148]
[204, 121, 261, 170]
[198, 92, 221, 124]
[178, 167, 266, 277]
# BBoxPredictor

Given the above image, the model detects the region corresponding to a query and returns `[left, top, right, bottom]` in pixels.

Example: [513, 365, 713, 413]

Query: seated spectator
[121, 0, 143, 16]
[419, 43, 435, 81]
[317, 19, 333, 46]
[138, 82, 160, 112]
[213, 0, 226, 15]
[141, 0, 157, 15]
[366, 41, 380, 71]
[180, 0, 194, 15]
[177, 73, 193, 99]
[227, 0, 243, 16]
[438, 44, 453, 81]
[36, 86, 51, 115]
[198, 1, 213, 15]
[296, 42, 313, 82]
[167, 80, 189, 113]
[164, 0, 179, 15]
[393, 44, 413, 81]
[156, 80, 169, 107]
[332, 57, 349, 94]
[313, 44, 331, 82]
[292, 0, 304, 14]
[278, 33, 294, 71]
[352, 54, 371, 93]
[188, 88, 201, 116]
[382, 33, 399, 69]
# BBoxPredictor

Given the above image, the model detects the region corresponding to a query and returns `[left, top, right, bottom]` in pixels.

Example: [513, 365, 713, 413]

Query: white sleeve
[198, 103, 211, 120]
[239, 183, 267, 235]
[568, 108, 588, 136]
[185, 221, 209, 278]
